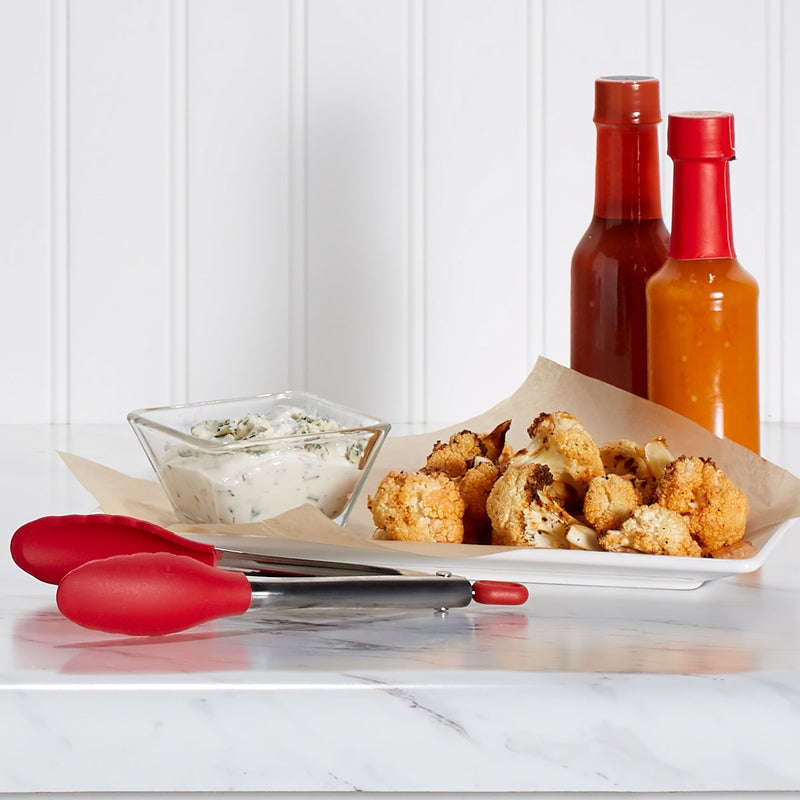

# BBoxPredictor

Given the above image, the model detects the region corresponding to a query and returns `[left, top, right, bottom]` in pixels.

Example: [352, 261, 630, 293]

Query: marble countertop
[4, 422, 800, 796]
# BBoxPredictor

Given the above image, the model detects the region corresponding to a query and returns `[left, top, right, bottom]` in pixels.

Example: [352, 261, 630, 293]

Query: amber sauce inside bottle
[571, 77, 669, 398]
[646, 112, 760, 452]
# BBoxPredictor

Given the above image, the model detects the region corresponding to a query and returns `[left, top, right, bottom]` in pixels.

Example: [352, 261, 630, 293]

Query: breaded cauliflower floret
[583, 473, 642, 533]
[600, 436, 674, 503]
[486, 462, 581, 548]
[425, 421, 512, 479]
[368, 470, 465, 543]
[457, 457, 501, 545]
[599, 504, 703, 558]
[655, 455, 749, 551]
[510, 411, 604, 509]
[425, 430, 486, 478]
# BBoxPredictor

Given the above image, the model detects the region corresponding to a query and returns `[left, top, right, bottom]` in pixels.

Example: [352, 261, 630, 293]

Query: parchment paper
[60, 357, 800, 559]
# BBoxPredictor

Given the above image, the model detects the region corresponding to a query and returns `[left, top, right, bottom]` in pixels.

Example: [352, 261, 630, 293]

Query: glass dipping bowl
[127, 391, 390, 526]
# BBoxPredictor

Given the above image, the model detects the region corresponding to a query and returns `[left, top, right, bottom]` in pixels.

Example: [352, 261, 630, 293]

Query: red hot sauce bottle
[570, 76, 670, 397]
[646, 112, 760, 452]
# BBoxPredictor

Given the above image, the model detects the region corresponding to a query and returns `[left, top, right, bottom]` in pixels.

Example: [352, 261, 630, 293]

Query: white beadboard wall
[2, 0, 797, 426]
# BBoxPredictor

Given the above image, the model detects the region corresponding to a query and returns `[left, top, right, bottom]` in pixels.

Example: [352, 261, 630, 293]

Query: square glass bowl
[127, 391, 390, 526]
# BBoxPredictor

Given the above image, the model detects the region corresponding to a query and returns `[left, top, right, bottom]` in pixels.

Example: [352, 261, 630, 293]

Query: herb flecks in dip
[162, 407, 365, 524]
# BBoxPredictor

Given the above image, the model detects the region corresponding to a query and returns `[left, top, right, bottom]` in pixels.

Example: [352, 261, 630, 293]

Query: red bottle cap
[667, 112, 737, 259]
[594, 76, 661, 125]
[667, 111, 735, 160]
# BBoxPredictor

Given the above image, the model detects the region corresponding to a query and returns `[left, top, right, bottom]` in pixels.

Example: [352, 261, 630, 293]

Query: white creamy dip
[161, 407, 365, 524]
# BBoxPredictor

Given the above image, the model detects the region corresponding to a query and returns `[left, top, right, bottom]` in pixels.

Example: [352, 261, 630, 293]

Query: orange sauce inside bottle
[646, 112, 760, 453]
[646, 257, 759, 451]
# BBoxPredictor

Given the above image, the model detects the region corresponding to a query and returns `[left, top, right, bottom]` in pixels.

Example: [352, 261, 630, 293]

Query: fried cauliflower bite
[510, 411, 604, 509]
[599, 504, 703, 557]
[600, 436, 674, 503]
[655, 455, 749, 551]
[425, 430, 486, 478]
[368, 470, 465, 543]
[456, 457, 501, 545]
[486, 461, 585, 548]
[583, 473, 642, 533]
[425, 421, 512, 479]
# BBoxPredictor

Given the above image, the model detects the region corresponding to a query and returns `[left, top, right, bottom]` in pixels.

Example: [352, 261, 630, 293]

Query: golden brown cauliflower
[600, 436, 673, 503]
[583, 473, 642, 533]
[457, 457, 501, 545]
[510, 411, 604, 509]
[425, 420, 512, 479]
[368, 470, 465, 543]
[599, 504, 703, 557]
[655, 455, 749, 552]
[486, 462, 583, 548]
[425, 430, 486, 478]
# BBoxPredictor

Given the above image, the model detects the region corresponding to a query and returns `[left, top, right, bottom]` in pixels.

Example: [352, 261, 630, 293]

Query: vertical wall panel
[187, 0, 291, 403]
[425, 0, 528, 424]
[169, 0, 189, 404]
[305, 0, 409, 422]
[68, 0, 172, 422]
[407, 0, 427, 423]
[782, 0, 800, 419]
[50, 0, 70, 423]
[527, 0, 546, 372]
[0, 0, 52, 421]
[288, 0, 308, 392]
[663, 0, 771, 418]
[541, 0, 653, 373]
[763, 0, 783, 422]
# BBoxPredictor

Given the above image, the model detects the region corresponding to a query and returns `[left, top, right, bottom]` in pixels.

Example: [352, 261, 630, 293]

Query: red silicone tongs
[11, 514, 529, 636]
[56, 552, 529, 636]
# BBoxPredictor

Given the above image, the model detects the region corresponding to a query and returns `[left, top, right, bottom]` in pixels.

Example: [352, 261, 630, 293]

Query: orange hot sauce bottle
[571, 76, 670, 398]
[646, 112, 760, 452]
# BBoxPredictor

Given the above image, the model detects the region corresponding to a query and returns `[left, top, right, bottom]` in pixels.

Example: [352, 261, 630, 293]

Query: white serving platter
[185, 518, 795, 591]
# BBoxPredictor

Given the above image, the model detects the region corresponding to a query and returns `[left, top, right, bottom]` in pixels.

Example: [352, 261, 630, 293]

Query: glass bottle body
[646, 256, 760, 452]
[570, 77, 668, 398]
[571, 216, 669, 397]
[647, 112, 760, 453]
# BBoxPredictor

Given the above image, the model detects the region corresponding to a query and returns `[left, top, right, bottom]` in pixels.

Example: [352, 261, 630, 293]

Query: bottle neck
[668, 158, 736, 260]
[593, 122, 663, 220]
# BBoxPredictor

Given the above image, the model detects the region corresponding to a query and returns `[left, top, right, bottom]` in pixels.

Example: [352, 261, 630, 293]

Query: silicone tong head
[10, 514, 218, 585]
[57, 553, 252, 636]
